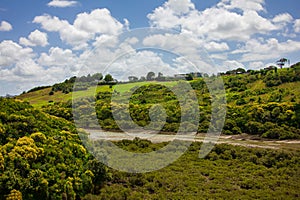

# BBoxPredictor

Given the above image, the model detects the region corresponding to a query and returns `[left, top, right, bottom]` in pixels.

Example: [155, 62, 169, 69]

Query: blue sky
[0, 0, 300, 95]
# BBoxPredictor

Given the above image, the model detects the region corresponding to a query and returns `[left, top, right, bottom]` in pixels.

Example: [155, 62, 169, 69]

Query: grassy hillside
[17, 81, 178, 108]
[16, 64, 300, 139]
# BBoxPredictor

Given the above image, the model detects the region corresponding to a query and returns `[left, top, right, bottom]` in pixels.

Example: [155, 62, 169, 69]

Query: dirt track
[86, 129, 300, 151]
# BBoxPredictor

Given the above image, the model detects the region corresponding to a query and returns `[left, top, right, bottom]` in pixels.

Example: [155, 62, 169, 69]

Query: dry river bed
[87, 129, 300, 151]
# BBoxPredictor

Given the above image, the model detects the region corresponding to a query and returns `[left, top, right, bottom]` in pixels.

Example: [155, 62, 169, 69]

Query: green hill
[16, 63, 300, 139]
[2, 63, 300, 199]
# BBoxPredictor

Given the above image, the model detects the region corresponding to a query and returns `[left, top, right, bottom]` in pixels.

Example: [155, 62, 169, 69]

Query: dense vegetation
[0, 98, 108, 199]
[83, 140, 300, 199]
[2, 63, 300, 199]
[68, 64, 300, 139]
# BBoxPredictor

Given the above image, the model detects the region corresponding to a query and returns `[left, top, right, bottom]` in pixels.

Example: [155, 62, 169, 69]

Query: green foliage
[0, 98, 108, 199]
[146, 72, 155, 81]
[264, 66, 300, 87]
[104, 74, 113, 83]
[85, 140, 300, 199]
[27, 86, 51, 93]
[42, 101, 73, 121]
[17, 66, 300, 139]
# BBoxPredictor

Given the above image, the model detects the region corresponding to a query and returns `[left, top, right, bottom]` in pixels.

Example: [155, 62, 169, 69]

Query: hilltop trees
[146, 72, 155, 81]
[104, 74, 113, 83]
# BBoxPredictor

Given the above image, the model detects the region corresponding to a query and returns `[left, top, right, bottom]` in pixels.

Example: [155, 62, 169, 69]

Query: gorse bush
[0, 98, 108, 199]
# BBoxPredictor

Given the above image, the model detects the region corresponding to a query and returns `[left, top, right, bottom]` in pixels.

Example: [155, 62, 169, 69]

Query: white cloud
[19, 30, 48, 47]
[236, 38, 300, 62]
[147, 0, 195, 29]
[0, 46, 80, 95]
[147, 6, 180, 29]
[204, 41, 229, 52]
[165, 0, 195, 15]
[210, 53, 228, 60]
[0, 21, 12, 31]
[109, 50, 172, 80]
[33, 14, 90, 49]
[223, 60, 245, 70]
[148, 0, 279, 42]
[74, 9, 123, 35]
[143, 33, 202, 56]
[172, 56, 199, 73]
[33, 9, 124, 49]
[92, 34, 119, 48]
[186, 9, 278, 41]
[12, 59, 44, 77]
[248, 61, 264, 70]
[38, 47, 77, 68]
[294, 19, 300, 33]
[272, 13, 293, 23]
[143, 32, 220, 73]
[217, 0, 265, 12]
[124, 18, 130, 30]
[0, 40, 33, 67]
[47, 0, 78, 8]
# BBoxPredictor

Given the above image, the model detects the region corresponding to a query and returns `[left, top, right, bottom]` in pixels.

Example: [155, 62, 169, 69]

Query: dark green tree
[146, 72, 155, 81]
[104, 74, 113, 83]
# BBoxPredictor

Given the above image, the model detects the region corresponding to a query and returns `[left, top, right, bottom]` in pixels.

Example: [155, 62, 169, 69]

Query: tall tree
[276, 58, 290, 69]
[92, 73, 103, 81]
[128, 76, 138, 82]
[104, 74, 113, 82]
[146, 72, 155, 81]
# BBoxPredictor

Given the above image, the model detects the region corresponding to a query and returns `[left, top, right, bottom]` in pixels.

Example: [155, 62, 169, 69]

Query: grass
[17, 81, 180, 107]
[113, 81, 179, 94]
[17, 74, 300, 108]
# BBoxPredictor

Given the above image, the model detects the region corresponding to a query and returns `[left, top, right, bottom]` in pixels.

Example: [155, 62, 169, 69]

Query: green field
[17, 81, 180, 107]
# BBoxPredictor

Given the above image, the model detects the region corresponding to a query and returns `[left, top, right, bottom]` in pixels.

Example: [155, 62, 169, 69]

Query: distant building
[174, 74, 188, 79]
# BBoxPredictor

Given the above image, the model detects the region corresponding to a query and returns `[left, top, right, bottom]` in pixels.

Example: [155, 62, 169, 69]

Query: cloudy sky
[0, 0, 299, 95]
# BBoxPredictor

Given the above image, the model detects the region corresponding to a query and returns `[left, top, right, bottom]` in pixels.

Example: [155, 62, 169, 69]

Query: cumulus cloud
[33, 14, 91, 49]
[33, 9, 124, 49]
[19, 30, 48, 47]
[204, 41, 230, 52]
[272, 13, 293, 23]
[12, 59, 44, 77]
[146, 0, 300, 67]
[148, 0, 195, 29]
[294, 19, 300, 33]
[217, 0, 265, 12]
[223, 60, 245, 70]
[0, 21, 12, 31]
[47, 0, 78, 8]
[108, 50, 172, 80]
[234, 38, 300, 62]
[74, 9, 123, 35]
[0, 40, 33, 67]
[165, 0, 195, 15]
[248, 61, 265, 70]
[0, 46, 80, 95]
[38, 47, 77, 67]
[148, 0, 280, 42]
